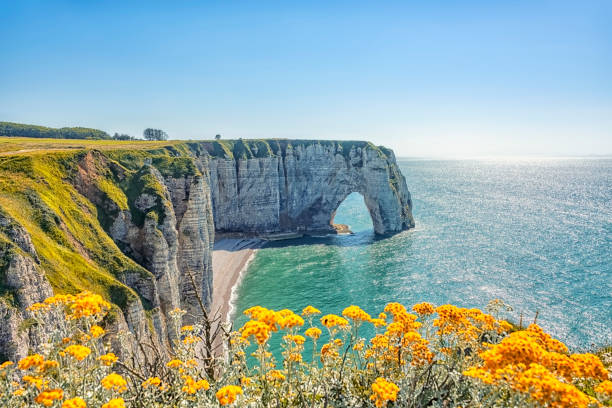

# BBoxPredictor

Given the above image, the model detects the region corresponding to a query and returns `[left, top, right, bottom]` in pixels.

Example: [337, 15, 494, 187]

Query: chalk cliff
[0, 139, 413, 361]
[206, 140, 414, 235]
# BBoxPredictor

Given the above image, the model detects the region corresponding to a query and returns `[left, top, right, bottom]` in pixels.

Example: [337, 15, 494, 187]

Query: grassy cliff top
[0, 137, 394, 161]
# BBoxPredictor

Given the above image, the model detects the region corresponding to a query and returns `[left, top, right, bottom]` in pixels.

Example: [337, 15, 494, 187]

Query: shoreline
[211, 238, 266, 328]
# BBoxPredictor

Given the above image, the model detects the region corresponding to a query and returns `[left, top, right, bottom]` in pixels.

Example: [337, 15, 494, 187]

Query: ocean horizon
[232, 157, 612, 351]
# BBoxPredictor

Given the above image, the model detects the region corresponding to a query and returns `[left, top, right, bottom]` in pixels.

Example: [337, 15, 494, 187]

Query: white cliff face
[0, 212, 55, 361]
[208, 141, 414, 235]
[72, 153, 215, 352]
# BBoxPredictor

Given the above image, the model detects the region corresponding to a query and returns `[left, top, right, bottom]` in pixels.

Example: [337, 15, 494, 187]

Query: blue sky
[1, 0, 610, 157]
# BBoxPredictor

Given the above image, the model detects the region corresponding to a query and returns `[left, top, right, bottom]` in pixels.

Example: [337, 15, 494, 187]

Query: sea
[231, 158, 612, 351]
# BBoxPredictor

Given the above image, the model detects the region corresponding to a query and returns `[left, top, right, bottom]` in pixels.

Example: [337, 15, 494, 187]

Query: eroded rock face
[0, 229, 55, 362]
[208, 142, 414, 235]
[74, 154, 215, 349]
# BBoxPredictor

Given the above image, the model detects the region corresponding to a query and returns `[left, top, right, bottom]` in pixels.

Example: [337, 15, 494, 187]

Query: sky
[1, 0, 611, 157]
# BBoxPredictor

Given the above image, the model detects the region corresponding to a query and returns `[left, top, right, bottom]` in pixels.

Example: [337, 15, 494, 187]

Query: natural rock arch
[207, 140, 415, 236]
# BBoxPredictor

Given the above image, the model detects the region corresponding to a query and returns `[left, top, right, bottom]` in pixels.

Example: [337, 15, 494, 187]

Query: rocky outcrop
[206, 141, 414, 235]
[72, 152, 215, 348]
[0, 214, 55, 361]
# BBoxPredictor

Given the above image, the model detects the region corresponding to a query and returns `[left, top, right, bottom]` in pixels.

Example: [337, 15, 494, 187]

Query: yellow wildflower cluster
[370, 377, 399, 408]
[17, 354, 45, 370]
[101, 373, 128, 393]
[215, 385, 243, 405]
[34, 388, 63, 407]
[240, 306, 305, 345]
[166, 359, 183, 368]
[141, 377, 162, 389]
[433, 304, 509, 342]
[90, 325, 105, 338]
[62, 397, 86, 408]
[63, 344, 91, 361]
[342, 305, 372, 322]
[464, 324, 609, 408]
[182, 375, 210, 394]
[412, 301, 435, 315]
[304, 327, 322, 339]
[320, 314, 349, 328]
[101, 398, 125, 408]
[2, 291, 610, 408]
[301, 305, 321, 316]
[98, 353, 118, 366]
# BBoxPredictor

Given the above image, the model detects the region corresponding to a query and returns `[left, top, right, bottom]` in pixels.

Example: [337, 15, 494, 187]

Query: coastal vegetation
[0, 293, 610, 407]
[0, 122, 111, 140]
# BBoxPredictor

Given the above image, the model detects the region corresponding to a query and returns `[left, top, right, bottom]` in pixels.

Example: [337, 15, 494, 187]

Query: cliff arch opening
[330, 192, 374, 233]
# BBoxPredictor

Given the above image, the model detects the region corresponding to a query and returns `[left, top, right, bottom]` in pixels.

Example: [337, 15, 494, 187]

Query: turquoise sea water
[233, 158, 612, 350]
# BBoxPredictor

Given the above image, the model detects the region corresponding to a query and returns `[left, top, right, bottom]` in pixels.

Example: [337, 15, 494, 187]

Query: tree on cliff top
[143, 128, 168, 141]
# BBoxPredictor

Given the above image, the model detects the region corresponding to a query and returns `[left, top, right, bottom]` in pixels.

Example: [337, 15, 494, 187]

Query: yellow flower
[596, 380, 612, 395]
[243, 306, 280, 331]
[241, 377, 252, 386]
[44, 294, 74, 306]
[27, 302, 50, 312]
[181, 375, 210, 394]
[90, 325, 105, 338]
[279, 313, 305, 329]
[320, 343, 339, 360]
[23, 375, 48, 390]
[181, 325, 194, 332]
[35, 389, 64, 407]
[101, 398, 125, 408]
[141, 377, 162, 389]
[320, 314, 349, 328]
[0, 361, 14, 369]
[370, 318, 387, 328]
[288, 353, 302, 362]
[182, 335, 200, 345]
[216, 385, 243, 405]
[267, 370, 286, 381]
[98, 353, 118, 366]
[284, 334, 306, 345]
[305, 327, 322, 339]
[62, 397, 87, 408]
[18, 354, 45, 370]
[166, 359, 183, 369]
[342, 305, 371, 322]
[302, 305, 321, 316]
[412, 302, 435, 315]
[68, 291, 111, 319]
[101, 373, 127, 393]
[41, 360, 59, 371]
[13, 388, 25, 396]
[370, 378, 399, 408]
[64, 345, 91, 361]
[239, 320, 271, 344]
